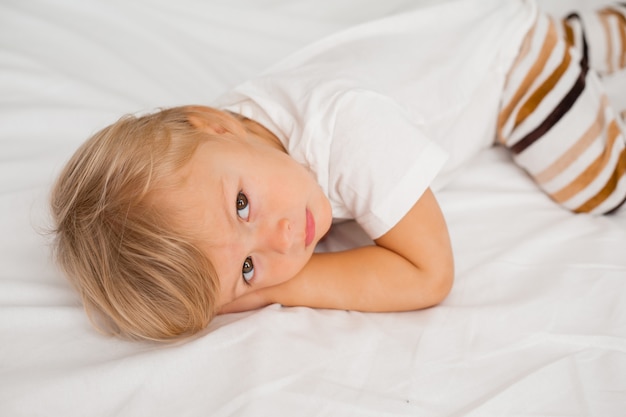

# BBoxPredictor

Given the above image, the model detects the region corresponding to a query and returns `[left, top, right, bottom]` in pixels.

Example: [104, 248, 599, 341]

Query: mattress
[1, 0, 625, 416]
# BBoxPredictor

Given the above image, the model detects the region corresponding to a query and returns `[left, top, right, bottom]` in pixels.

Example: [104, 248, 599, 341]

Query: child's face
[163, 129, 333, 308]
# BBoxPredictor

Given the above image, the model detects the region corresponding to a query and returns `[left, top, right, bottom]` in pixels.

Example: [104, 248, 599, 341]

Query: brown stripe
[510, 66, 588, 155]
[513, 43, 572, 130]
[551, 119, 621, 203]
[598, 11, 615, 74]
[562, 19, 575, 47]
[605, 7, 626, 69]
[497, 20, 555, 144]
[535, 96, 608, 184]
[575, 146, 626, 213]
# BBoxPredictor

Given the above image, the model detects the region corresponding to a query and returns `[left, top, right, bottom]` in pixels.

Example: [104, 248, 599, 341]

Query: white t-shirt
[217, 0, 537, 239]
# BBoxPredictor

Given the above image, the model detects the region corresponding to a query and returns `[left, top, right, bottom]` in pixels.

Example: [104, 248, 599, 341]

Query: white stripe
[540, 120, 610, 195]
[514, 86, 600, 176]
[539, 90, 616, 194]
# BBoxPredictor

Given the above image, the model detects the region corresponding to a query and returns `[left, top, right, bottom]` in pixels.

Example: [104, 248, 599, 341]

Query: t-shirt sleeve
[328, 91, 448, 240]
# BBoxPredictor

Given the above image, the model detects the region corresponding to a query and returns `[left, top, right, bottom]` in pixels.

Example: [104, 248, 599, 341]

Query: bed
[1, 0, 625, 415]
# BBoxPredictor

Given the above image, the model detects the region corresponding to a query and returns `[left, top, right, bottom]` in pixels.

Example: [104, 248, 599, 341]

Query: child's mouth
[305, 208, 315, 247]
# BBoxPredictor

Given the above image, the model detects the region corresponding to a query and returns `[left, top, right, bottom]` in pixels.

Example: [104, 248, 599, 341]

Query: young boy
[50, 0, 626, 342]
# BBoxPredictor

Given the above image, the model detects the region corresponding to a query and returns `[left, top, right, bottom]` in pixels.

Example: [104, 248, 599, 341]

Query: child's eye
[236, 191, 250, 220]
[242, 256, 255, 284]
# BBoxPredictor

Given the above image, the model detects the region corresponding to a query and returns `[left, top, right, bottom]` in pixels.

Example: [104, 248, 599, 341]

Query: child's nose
[260, 218, 293, 254]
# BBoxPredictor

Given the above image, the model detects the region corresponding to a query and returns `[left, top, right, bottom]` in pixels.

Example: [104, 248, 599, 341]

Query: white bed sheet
[1, 0, 625, 416]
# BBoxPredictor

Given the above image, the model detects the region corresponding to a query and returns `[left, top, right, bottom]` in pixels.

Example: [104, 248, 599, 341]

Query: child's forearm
[219, 246, 452, 315]
[266, 246, 453, 312]
[220, 188, 454, 315]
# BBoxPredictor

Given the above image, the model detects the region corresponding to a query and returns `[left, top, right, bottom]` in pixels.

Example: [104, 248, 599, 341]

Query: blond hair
[50, 106, 243, 342]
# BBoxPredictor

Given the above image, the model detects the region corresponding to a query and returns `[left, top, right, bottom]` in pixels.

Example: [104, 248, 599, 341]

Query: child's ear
[184, 106, 245, 136]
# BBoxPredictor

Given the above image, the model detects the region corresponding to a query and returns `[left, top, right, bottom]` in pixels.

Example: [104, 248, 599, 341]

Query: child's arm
[220, 188, 453, 314]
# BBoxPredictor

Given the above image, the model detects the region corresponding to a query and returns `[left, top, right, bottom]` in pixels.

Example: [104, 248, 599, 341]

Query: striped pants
[498, 4, 626, 214]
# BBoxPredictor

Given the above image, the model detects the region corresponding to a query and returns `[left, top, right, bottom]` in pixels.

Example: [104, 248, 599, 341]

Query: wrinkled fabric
[0, 0, 624, 416]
